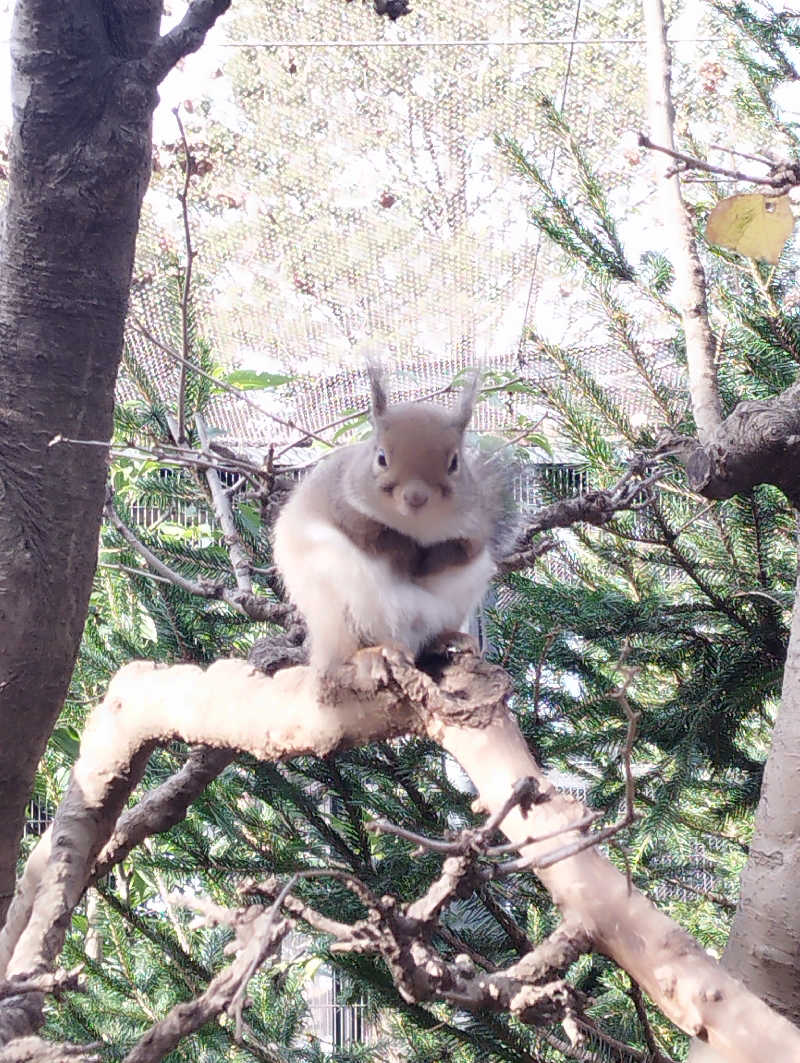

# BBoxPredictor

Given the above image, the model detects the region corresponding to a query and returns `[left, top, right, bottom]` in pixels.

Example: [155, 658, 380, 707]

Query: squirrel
[273, 365, 509, 674]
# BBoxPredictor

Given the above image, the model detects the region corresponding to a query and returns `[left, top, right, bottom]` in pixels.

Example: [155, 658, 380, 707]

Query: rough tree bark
[0, 0, 231, 928]
[643, 0, 800, 507]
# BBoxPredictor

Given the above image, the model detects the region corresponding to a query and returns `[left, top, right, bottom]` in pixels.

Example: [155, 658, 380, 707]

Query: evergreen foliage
[26, 4, 800, 1060]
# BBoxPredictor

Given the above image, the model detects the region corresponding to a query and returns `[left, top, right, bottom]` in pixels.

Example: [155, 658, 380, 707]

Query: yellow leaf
[705, 193, 795, 264]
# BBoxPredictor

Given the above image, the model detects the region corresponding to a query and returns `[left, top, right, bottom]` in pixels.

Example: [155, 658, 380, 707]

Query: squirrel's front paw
[352, 641, 414, 688]
[317, 642, 415, 697]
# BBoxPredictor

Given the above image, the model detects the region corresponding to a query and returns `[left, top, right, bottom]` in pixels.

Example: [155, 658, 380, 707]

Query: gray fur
[273, 367, 511, 673]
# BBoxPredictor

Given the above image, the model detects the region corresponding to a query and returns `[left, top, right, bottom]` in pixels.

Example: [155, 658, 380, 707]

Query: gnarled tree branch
[657, 381, 800, 505]
[1, 649, 798, 1060]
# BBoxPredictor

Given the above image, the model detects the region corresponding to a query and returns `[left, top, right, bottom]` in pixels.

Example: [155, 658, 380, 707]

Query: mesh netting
[118, 0, 758, 445]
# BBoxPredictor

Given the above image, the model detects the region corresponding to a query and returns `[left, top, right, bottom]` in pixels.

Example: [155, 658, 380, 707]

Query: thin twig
[173, 107, 195, 445]
[488, 812, 602, 858]
[50, 433, 267, 481]
[195, 413, 253, 593]
[533, 628, 558, 724]
[661, 877, 736, 911]
[123, 891, 289, 1062]
[104, 491, 292, 625]
[671, 500, 715, 539]
[516, 648, 642, 876]
[627, 979, 676, 1063]
[709, 143, 774, 166]
[612, 647, 640, 828]
[499, 465, 668, 573]
[128, 316, 332, 448]
[638, 133, 800, 192]
[99, 561, 173, 584]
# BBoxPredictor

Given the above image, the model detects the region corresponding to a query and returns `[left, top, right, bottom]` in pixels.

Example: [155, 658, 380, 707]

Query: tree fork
[2, 649, 799, 1059]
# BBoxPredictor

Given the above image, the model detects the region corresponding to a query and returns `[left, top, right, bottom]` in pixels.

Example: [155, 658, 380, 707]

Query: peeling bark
[1, 649, 798, 1059]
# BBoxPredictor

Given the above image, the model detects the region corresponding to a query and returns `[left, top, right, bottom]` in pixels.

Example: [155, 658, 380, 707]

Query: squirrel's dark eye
[376, 449, 388, 468]
[448, 452, 459, 474]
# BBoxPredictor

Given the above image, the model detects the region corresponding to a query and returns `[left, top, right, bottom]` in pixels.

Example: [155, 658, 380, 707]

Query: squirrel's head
[348, 363, 482, 543]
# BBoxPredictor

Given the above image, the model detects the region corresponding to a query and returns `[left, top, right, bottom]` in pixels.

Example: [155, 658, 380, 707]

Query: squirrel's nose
[403, 485, 430, 509]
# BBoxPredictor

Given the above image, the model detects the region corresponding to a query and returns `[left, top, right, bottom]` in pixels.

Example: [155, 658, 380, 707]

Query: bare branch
[2, 649, 799, 1058]
[627, 978, 676, 1063]
[662, 877, 737, 911]
[104, 490, 292, 624]
[509, 650, 641, 877]
[612, 648, 640, 827]
[122, 899, 289, 1063]
[366, 779, 600, 863]
[195, 413, 254, 593]
[50, 433, 268, 483]
[92, 746, 235, 882]
[0, 1036, 102, 1062]
[532, 628, 559, 725]
[173, 109, 195, 446]
[258, 870, 590, 1032]
[499, 465, 666, 573]
[140, 0, 233, 87]
[637, 134, 800, 193]
[642, 0, 722, 441]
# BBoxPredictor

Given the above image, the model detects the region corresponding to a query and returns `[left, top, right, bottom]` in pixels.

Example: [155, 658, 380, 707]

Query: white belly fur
[274, 508, 495, 669]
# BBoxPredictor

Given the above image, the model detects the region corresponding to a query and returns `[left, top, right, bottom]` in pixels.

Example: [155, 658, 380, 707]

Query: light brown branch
[92, 746, 235, 882]
[0, 1036, 102, 1062]
[2, 648, 799, 1059]
[122, 899, 289, 1063]
[259, 869, 589, 1031]
[637, 134, 800, 193]
[173, 109, 195, 446]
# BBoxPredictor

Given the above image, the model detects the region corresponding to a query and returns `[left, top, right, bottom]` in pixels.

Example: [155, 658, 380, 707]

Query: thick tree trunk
[0, 0, 231, 927]
[690, 537, 800, 1061]
[0, 0, 162, 924]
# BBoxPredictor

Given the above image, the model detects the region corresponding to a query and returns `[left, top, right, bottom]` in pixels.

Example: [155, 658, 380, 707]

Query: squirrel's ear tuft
[452, 370, 480, 432]
[367, 358, 388, 419]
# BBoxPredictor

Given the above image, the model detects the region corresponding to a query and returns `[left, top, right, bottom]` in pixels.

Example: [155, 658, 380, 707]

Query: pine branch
[104, 490, 293, 626]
